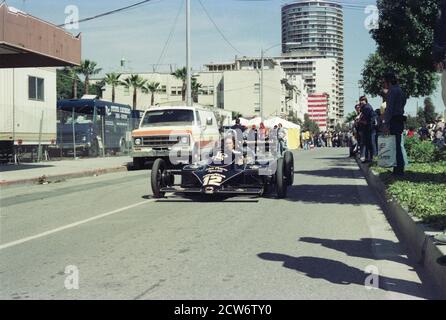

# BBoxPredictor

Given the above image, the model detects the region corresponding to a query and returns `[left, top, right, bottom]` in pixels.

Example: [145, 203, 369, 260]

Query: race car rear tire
[151, 158, 167, 198]
[276, 158, 287, 199]
[284, 151, 294, 186]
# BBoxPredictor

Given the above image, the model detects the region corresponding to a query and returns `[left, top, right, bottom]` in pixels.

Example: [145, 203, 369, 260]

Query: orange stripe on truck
[132, 130, 192, 137]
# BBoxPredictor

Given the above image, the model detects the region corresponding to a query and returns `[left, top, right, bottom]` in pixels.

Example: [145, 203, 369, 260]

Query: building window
[28, 76, 44, 101]
[171, 86, 182, 96]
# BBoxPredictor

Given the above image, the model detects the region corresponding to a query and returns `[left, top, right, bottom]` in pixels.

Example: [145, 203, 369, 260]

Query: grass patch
[372, 162, 446, 229]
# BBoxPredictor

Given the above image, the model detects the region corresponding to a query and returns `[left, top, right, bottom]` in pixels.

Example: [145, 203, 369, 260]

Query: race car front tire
[276, 158, 287, 199]
[151, 158, 167, 198]
[284, 151, 294, 186]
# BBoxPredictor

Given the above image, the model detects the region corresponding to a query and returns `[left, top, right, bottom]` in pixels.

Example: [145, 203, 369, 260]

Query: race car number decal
[203, 174, 225, 186]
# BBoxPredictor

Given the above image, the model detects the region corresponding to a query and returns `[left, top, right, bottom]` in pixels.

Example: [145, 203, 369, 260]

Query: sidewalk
[0, 156, 132, 187]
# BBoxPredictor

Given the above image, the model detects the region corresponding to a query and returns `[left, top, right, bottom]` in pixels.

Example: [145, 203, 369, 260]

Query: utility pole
[186, 0, 192, 107]
[260, 49, 265, 120]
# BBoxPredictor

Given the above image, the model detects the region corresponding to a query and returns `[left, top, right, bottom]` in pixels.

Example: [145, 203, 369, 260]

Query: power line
[154, 0, 184, 73]
[57, 0, 156, 28]
[198, 0, 244, 55]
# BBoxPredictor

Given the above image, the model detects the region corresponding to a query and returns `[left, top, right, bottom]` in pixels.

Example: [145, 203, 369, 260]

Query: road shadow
[297, 168, 361, 180]
[0, 164, 54, 172]
[143, 195, 260, 203]
[299, 237, 409, 265]
[315, 156, 352, 161]
[285, 184, 373, 206]
[257, 253, 435, 299]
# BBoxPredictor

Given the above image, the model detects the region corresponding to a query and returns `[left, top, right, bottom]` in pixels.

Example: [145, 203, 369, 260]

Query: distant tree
[121, 75, 147, 110]
[372, 0, 439, 72]
[406, 115, 422, 130]
[57, 67, 85, 100]
[171, 67, 188, 102]
[142, 81, 161, 106]
[232, 111, 243, 119]
[361, 52, 438, 98]
[104, 73, 122, 103]
[214, 113, 227, 128]
[287, 111, 302, 126]
[191, 77, 202, 103]
[89, 79, 105, 99]
[78, 60, 102, 95]
[362, 0, 441, 98]
[345, 111, 358, 124]
[303, 114, 320, 134]
[423, 97, 438, 124]
[416, 109, 427, 128]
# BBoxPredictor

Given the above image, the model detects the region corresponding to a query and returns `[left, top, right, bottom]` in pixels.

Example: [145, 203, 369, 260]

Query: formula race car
[150, 137, 294, 199]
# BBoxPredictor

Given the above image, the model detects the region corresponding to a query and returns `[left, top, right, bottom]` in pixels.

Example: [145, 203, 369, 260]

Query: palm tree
[78, 60, 102, 95]
[121, 75, 146, 110]
[64, 66, 81, 99]
[171, 67, 187, 101]
[191, 77, 202, 103]
[104, 73, 122, 103]
[142, 82, 161, 106]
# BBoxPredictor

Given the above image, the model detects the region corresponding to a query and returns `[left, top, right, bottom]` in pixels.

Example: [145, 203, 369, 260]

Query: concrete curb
[356, 159, 446, 299]
[0, 165, 129, 188]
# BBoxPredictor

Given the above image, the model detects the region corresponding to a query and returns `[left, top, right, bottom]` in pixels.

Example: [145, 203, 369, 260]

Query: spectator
[407, 127, 416, 138]
[327, 131, 333, 148]
[259, 122, 268, 141]
[303, 130, 311, 150]
[382, 72, 407, 176]
[374, 109, 383, 155]
[277, 123, 287, 155]
[358, 96, 374, 163]
[231, 118, 246, 145]
[231, 118, 245, 133]
[419, 125, 430, 141]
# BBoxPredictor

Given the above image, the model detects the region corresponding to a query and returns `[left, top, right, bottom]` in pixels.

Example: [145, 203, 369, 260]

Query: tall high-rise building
[281, 0, 344, 125]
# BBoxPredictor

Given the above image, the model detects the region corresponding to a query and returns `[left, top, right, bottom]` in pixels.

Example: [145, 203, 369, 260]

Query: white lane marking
[0, 200, 154, 251]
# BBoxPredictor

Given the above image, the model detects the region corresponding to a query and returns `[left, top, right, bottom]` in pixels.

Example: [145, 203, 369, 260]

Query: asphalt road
[0, 148, 439, 300]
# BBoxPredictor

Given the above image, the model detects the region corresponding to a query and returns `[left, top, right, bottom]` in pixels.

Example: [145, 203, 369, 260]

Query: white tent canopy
[265, 117, 300, 130]
[231, 116, 300, 130]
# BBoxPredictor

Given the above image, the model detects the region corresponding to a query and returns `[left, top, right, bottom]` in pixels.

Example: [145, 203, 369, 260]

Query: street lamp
[260, 42, 301, 120]
[186, 0, 192, 107]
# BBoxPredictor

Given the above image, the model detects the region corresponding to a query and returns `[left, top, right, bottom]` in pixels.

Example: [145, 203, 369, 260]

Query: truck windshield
[142, 110, 194, 127]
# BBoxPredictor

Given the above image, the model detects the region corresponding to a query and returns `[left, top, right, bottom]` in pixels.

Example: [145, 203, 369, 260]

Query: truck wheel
[284, 151, 294, 186]
[133, 157, 145, 170]
[276, 158, 287, 199]
[89, 139, 99, 157]
[151, 159, 167, 198]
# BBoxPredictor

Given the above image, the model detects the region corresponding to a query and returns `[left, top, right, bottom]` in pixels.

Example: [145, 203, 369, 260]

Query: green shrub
[408, 140, 437, 163]
[373, 162, 446, 229]
[404, 136, 420, 155]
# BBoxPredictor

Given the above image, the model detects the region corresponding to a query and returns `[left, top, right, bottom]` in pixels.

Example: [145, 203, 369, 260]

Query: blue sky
[5, 0, 444, 116]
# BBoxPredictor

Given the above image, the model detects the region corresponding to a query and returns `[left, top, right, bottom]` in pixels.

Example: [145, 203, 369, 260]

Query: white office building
[277, 52, 340, 129]
[102, 58, 308, 122]
[281, 0, 345, 124]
